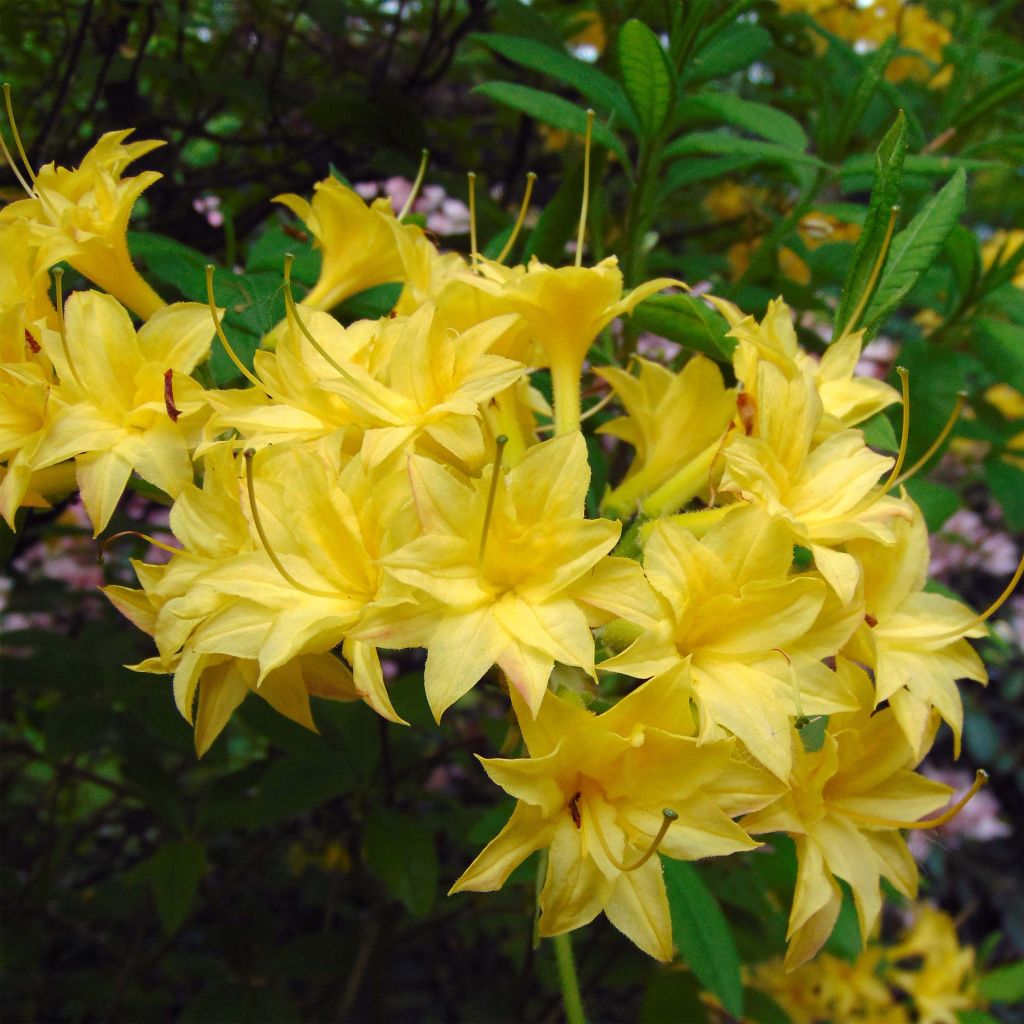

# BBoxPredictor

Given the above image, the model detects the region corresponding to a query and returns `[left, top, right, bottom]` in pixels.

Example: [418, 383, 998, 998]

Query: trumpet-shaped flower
[597, 355, 736, 518]
[600, 506, 860, 779]
[27, 291, 215, 533]
[742, 661, 954, 969]
[845, 501, 987, 756]
[450, 677, 766, 960]
[1, 130, 167, 319]
[352, 433, 625, 719]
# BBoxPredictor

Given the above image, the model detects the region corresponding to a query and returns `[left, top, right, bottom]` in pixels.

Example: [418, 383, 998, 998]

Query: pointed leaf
[148, 840, 207, 935]
[677, 93, 807, 152]
[629, 293, 736, 362]
[618, 19, 674, 140]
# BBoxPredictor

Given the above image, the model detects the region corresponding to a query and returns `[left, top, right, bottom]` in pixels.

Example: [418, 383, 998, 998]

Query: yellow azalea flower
[1, 130, 167, 319]
[0, 359, 54, 526]
[597, 354, 736, 518]
[711, 295, 899, 433]
[450, 677, 763, 961]
[465, 256, 676, 435]
[27, 291, 214, 534]
[319, 302, 526, 471]
[352, 433, 623, 720]
[275, 176, 415, 311]
[600, 506, 860, 780]
[889, 904, 981, 1024]
[845, 500, 987, 757]
[743, 660, 953, 969]
[388, 215, 469, 317]
[718, 359, 907, 604]
[981, 229, 1024, 289]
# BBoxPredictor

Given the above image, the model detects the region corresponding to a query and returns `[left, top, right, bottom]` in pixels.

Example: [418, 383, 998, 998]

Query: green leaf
[664, 859, 744, 1018]
[825, 36, 898, 161]
[944, 224, 980, 304]
[823, 886, 863, 961]
[364, 807, 439, 918]
[977, 961, 1024, 1003]
[834, 111, 907, 338]
[862, 168, 967, 332]
[336, 281, 403, 322]
[148, 840, 206, 935]
[640, 969, 710, 1023]
[472, 34, 637, 133]
[677, 93, 807, 152]
[951, 67, 1024, 132]
[974, 318, 1024, 394]
[524, 158, 584, 264]
[245, 225, 320, 285]
[743, 989, 792, 1024]
[838, 154, 1000, 192]
[986, 457, 1024, 533]
[904, 479, 959, 531]
[661, 154, 757, 193]
[861, 410, 899, 452]
[617, 19, 674, 140]
[956, 1013, 1002, 1024]
[473, 82, 628, 164]
[686, 23, 772, 83]
[664, 132, 828, 170]
[629, 293, 736, 362]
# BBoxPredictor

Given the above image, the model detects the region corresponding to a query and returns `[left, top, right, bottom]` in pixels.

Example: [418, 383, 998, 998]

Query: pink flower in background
[930, 508, 1020, 581]
[192, 194, 224, 228]
[856, 336, 899, 380]
[355, 176, 470, 236]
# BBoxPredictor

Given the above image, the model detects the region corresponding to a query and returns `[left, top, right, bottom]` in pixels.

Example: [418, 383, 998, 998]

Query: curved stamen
[835, 769, 988, 831]
[841, 204, 900, 340]
[478, 435, 508, 571]
[243, 448, 347, 600]
[397, 149, 429, 222]
[99, 530, 181, 560]
[588, 803, 679, 872]
[3, 83, 36, 185]
[496, 171, 537, 265]
[774, 649, 809, 728]
[281, 254, 355, 381]
[205, 266, 283, 401]
[575, 110, 595, 269]
[881, 365, 911, 489]
[928, 552, 1024, 644]
[891, 391, 966, 488]
[0, 120, 33, 196]
[52, 269, 84, 389]
[467, 171, 479, 268]
[535, 388, 615, 434]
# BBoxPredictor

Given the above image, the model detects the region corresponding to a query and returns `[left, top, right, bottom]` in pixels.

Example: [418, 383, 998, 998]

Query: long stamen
[467, 172, 479, 268]
[929, 552, 1024, 644]
[589, 804, 678, 872]
[243, 449, 346, 600]
[835, 770, 988, 830]
[99, 530, 181, 560]
[891, 391, 966, 488]
[52, 269, 84, 389]
[478, 435, 508, 570]
[843, 205, 900, 339]
[205, 265, 278, 397]
[281, 254, 353, 380]
[496, 171, 537, 264]
[575, 109, 595, 269]
[397, 149, 429, 222]
[881, 366, 911, 488]
[0, 122, 33, 196]
[2, 83, 36, 185]
[535, 388, 615, 433]
[775, 649, 808, 728]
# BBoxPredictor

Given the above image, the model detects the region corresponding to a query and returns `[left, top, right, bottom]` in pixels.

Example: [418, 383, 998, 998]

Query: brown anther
[24, 328, 40, 353]
[163, 369, 181, 422]
[281, 225, 309, 243]
[737, 392, 756, 435]
[865, 613, 878, 628]
[568, 791, 582, 829]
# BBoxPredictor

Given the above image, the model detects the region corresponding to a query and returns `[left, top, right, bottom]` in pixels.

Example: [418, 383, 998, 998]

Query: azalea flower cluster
[2, 113, 1017, 973]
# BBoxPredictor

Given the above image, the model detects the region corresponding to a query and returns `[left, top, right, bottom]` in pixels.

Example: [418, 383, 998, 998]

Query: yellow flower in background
[0, 130, 167, 318]
[981, 229, 1024, 288]
[450, 677, 762, 961]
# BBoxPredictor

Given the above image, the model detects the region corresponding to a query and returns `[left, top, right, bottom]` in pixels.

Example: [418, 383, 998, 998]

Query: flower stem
[552, 933, 587, 1024]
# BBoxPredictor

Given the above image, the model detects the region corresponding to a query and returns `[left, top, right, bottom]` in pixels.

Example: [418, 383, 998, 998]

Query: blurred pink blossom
[354, 176, 470, 236]
[930, 508, 1020, 580]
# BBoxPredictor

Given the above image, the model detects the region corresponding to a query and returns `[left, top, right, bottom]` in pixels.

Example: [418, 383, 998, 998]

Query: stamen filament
[281, 254, 356, 381]
[99, 530, 181, 559]
[52, 269, 84, 389]
[0, 123, 33, 196]
[929, 552, 1024, 643]
[891, 391, 966, 488]
[496, 171, 537, 264]
[589, 803, 678, 872]
[3, 83, 36, 184]
[243, 449, 346, 600]
[575, 110, 595, 269]
[535, 388, 615, 433]
[478, 435, 508, 570]
[843, 205, 900, 339]
[467, 172, 479, 267]
[775, 649, 808, 727]
[881, 366, 911, 488]
[397, 149, 429, 222]
[835, 769, 988, 830]
[205, 266, 279, 398]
